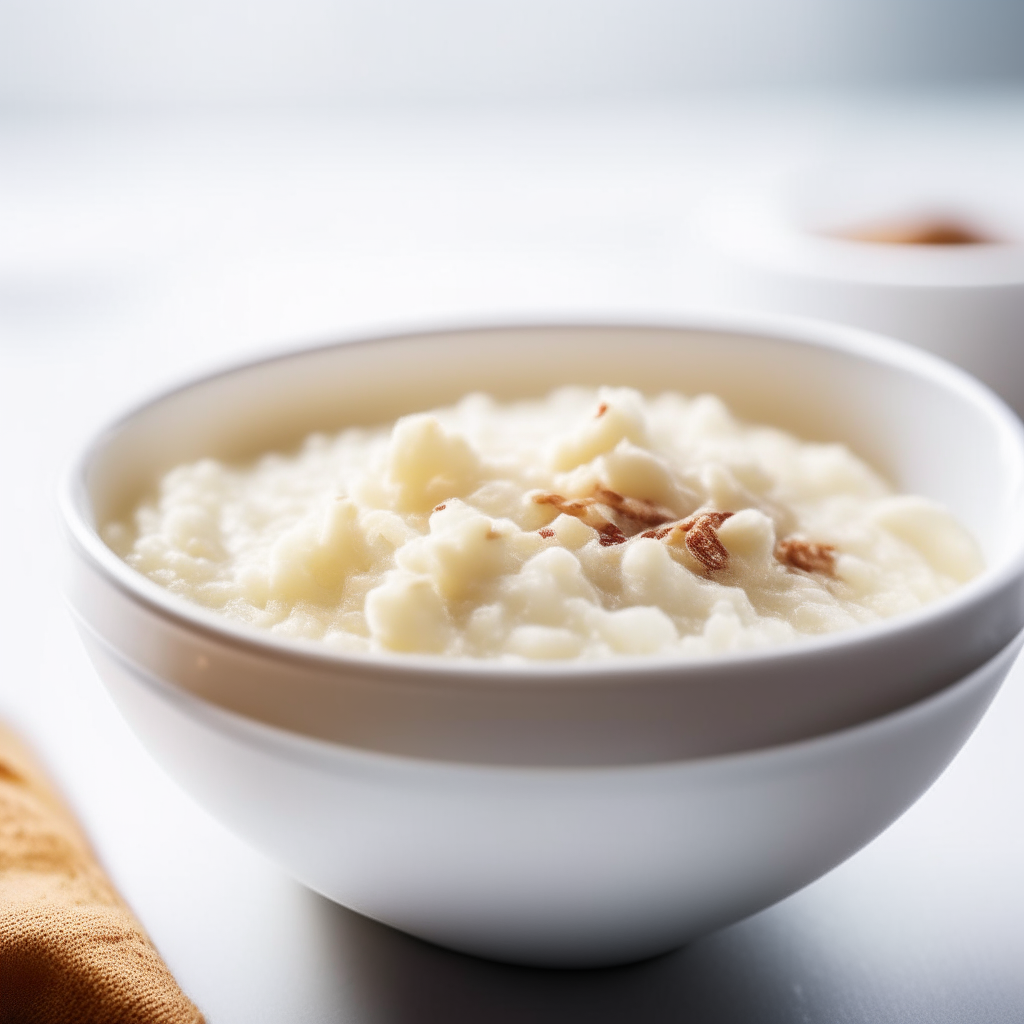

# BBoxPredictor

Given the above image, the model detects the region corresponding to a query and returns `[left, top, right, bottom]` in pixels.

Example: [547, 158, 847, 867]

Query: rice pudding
[103, 387, 983, 660]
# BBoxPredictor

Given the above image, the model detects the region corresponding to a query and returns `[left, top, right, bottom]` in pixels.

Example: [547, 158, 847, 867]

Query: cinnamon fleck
[533, 493, 590, 515]
[538, 527, 554, 539]
[596, 402, 608, 418]
[776, 538, 836, 575]
[597, 523, 627, 547]
[641, 526, 673, 541]
[531, 491, 628, 545]
[680, 511, 734, 572]
[433, 503, 447, 512]
[531, 489, 682, 548]
[594, 488, 675, 528]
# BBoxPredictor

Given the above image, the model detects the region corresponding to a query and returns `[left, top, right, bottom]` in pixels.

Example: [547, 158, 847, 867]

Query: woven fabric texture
[0, 722, 204, 1023]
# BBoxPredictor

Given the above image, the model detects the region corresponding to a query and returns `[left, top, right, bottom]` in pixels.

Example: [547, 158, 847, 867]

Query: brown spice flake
[433, 504, 447, 512]
[640, 526, 673, 541]
[594, 488, 676, 528]
[641, 511, 735, 570]
[597, 523, 627, 547]
[532, 488, 681, 548]
[595, 402, 608, 418]
[538, 527, 555, 539]
[533, 493, 590, 515]
[531, 491, 628, 545]
[776, 538, 836, 576]
[680, 511, 734, 572]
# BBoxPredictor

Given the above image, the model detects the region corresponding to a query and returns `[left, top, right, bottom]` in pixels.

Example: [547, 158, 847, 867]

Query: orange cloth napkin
[0, 721, 204, 1024]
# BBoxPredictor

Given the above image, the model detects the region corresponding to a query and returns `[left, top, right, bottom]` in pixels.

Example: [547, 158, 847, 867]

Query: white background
[2, 0, 1024, 110]
[3, 3, 1024, 1020]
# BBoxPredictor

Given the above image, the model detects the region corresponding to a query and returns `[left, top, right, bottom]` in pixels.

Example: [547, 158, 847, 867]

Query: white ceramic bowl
[77, 619, 1024, 967]
[61, 317, 1024, 965]
[700, 162, 1024, 417]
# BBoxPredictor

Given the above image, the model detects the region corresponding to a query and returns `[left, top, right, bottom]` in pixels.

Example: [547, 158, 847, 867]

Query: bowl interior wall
[85, 325, 1020, 567]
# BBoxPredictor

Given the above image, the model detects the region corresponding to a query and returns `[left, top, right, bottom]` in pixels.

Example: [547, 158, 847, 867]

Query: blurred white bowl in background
[700, 161, 1024, 416]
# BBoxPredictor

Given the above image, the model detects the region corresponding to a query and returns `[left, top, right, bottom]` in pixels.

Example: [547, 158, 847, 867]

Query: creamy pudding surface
[104, 388, 983, 660]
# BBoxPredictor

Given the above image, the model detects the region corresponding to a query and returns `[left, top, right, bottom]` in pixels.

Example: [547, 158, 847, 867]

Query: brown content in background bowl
[834, 215, 1002, 246]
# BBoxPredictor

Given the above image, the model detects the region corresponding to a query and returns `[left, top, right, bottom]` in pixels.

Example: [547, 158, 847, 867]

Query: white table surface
[3, 94, 1024, 1022]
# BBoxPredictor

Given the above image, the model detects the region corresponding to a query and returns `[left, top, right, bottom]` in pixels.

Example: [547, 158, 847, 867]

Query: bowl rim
[101, 611, 1024, 778]
[59, 311, 1024, 687]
